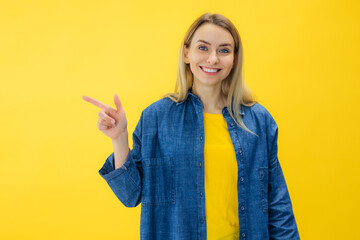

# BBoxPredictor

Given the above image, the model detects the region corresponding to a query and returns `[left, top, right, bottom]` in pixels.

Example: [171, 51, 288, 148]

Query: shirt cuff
[98, 148, 132, 182]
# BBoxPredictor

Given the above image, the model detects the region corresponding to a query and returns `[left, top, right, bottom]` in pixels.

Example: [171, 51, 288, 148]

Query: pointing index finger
[114, 94, 122, 113]
[82, 95, 109, 110]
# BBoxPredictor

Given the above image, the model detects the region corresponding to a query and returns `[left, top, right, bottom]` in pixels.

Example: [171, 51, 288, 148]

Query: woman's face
[184, 23, 235, 89]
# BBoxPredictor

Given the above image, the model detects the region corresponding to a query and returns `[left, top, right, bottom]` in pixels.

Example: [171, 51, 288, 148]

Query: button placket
[195, 100, 206, 239]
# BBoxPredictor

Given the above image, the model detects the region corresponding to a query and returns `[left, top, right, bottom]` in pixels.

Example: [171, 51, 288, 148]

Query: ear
[183, 46, 190, 64]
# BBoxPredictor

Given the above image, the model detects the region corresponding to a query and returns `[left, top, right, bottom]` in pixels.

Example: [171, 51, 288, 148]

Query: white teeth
[202, 67, 219, 73]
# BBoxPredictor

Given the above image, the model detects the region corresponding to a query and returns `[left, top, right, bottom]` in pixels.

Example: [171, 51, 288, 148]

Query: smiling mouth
[200, 66, 222, 74]
[200, 66, 221, 75]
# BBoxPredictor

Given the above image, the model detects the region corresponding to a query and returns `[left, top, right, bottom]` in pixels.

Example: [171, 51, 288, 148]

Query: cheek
[224, 57, 234, 69]
[187, 58, 198, 74]
[189, 53, 205, 65]
[189, 64, 196, 74]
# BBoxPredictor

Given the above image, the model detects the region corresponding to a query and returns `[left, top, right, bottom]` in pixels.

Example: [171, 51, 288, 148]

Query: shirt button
[199, 162, 202, 167]
[200, 136, 203, 141]
[241, 206, 245, 211]
[239, 148, 243, 154]
[198, 109, 201, 113]
[230, 122, 234, 127]
[240, 177, 244, 182]
[200, 192, 203, 196]
[242, 233, 246, 238]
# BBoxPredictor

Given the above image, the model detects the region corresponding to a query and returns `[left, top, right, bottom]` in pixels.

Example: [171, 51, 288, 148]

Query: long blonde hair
[163, 13, 257, 135]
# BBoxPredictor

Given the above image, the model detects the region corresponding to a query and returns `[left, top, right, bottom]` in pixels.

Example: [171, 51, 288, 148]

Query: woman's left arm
[266, 113, 300, 240]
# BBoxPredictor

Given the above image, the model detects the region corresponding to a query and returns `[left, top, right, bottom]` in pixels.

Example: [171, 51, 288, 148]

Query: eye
[220, 48, 230, 53]
[198, 46, 207, 51]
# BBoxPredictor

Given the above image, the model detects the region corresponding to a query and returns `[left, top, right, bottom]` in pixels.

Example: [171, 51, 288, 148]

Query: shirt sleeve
[98, 112, 144, 208]
[266, 113, 301, 239]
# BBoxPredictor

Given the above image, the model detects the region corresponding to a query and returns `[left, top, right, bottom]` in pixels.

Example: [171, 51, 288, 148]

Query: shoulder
[243, 102, 273, 118]
[133, 97, 174, 132]
[139, 97, 177, 121]
[242, 102, 278, 129]
[142, 97, 174, 114]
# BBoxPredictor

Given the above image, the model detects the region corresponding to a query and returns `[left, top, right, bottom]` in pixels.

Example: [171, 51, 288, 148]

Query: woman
[83, 13, 300, 240]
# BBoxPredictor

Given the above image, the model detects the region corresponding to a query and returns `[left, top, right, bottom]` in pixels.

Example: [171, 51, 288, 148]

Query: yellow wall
[1, 0, 359, 239]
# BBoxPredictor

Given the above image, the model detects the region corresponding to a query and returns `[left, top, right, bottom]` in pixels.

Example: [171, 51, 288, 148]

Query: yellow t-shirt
[203, 112, 239, 240]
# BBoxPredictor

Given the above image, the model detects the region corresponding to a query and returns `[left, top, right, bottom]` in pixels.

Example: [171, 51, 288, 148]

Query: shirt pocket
[141, 156, 175, 206]
[258, 167, 269, 213]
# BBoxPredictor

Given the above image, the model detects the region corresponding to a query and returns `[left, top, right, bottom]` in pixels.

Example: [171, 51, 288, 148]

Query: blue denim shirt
[98, 89, 300, 240]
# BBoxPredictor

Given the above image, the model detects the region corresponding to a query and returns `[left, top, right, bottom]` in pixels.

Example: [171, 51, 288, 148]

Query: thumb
[114, 94, 122, 113]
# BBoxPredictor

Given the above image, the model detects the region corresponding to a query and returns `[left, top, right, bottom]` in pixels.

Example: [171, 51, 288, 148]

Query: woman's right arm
[112, 130, 130, 170]
[82, 94, 143, 208]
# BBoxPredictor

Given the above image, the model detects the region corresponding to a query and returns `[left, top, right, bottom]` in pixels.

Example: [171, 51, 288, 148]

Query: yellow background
[1, 0, 359, 239]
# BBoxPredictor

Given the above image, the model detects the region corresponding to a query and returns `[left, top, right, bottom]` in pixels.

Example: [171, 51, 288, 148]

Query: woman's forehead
[192, 23, 234, 47]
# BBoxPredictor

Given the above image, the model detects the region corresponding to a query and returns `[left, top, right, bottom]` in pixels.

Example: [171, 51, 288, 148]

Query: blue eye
[199, 46, 207, 51]
[220, 49, 230, 53]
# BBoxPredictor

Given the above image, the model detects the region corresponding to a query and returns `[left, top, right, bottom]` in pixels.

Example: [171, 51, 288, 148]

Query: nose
[207, 50, 219, 65]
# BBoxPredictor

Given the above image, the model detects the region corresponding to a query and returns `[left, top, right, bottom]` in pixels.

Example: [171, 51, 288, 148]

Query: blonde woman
[83, 13, 300, 240]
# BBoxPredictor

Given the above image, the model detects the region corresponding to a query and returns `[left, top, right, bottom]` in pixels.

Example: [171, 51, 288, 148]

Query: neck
[192, 81, 227, 114]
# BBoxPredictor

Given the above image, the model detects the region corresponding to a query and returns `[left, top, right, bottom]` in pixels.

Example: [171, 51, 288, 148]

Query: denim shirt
[98, 89, 300, 240]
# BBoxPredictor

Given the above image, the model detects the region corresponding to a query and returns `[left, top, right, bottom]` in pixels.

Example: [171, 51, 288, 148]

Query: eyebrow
[196, 39, 233, 47]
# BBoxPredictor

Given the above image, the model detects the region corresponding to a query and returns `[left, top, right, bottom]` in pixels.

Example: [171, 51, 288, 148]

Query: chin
[195, 78, 222, 87]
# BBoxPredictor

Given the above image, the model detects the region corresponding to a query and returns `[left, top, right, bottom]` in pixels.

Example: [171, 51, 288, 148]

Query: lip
[200, 66, 222, 75]
[200, 66, 221, 70]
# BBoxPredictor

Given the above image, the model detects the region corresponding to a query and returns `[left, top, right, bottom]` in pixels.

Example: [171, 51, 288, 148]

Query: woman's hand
[82, 94, 128, 140]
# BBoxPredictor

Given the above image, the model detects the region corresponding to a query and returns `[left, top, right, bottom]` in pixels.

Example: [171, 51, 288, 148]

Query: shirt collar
[175, 87, 245, 116]
[175, 87, 198, 105]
